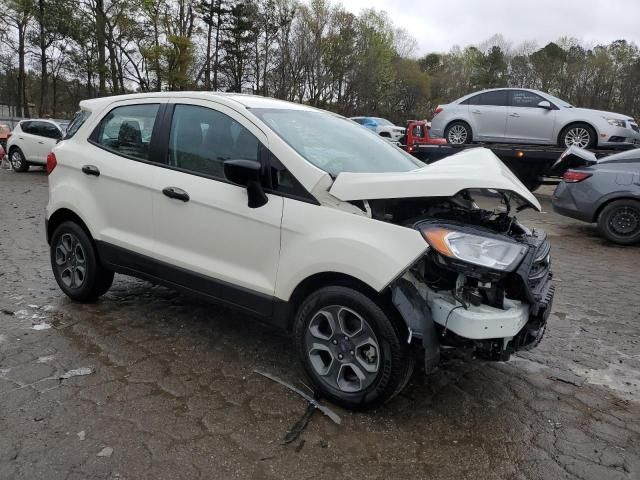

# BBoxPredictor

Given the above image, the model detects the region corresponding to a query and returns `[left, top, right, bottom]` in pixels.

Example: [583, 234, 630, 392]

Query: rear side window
[168, 104, 259, 179]
[65, 110, 91, 139]
[38, 122, 62, 139]
[477, 90, 508, 106]
[510, 90, 545, 108]
[93, 104, 159, 161]
[20, 121, 34, 134]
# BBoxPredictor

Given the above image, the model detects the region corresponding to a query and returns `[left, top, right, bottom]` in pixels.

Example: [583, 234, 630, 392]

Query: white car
[46, 93, 554, 409]
[6, 119, 66, 172]
[349, 116, 406, 142]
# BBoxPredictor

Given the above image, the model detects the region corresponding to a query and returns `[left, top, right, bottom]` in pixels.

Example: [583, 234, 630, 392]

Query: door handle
[81, 165, 100, 177]
[38, 141, 45, 144]
[471, 110, 481, 114]
[162, 187, 189, 202]
[509, 113, 520, 118]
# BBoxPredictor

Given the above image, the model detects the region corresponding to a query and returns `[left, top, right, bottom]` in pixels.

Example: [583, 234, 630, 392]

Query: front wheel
[445, 121, 472, 145]
[560, 123, 596, 149]
[294, 286, 414, 410]
[50, 221, 114, 301]
[597, 199, 640, 245]
[10, 148, 29, 172]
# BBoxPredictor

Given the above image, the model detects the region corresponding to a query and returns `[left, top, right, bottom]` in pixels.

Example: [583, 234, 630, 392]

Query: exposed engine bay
[363, 189, 555, 371]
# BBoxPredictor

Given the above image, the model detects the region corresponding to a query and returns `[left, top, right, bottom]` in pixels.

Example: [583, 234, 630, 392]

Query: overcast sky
[334, 0, 640, 55]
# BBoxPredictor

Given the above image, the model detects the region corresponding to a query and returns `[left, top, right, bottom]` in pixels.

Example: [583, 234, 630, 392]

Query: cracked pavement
[0, 168, 639, 479]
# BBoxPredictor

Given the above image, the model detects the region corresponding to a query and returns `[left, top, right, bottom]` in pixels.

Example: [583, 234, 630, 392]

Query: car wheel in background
[50, 221, 115, 301]
[560, 123, 596, 149]
[294, 286, 414, 410]
[597, 199, 640, 245]
[10, 148, 29, 172]
[445, 121, 472, 145]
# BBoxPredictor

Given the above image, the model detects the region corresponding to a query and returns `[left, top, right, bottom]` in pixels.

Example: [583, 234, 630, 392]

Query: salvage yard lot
[0, 168, 639, 480]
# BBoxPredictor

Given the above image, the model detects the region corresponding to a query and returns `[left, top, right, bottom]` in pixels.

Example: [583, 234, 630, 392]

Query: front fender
[275, 200, 427, 301]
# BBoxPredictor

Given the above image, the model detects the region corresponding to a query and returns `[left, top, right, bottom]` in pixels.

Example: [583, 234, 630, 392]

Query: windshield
[373, 117, 394, 126]
[542, 92, 573, 108]
[251, 108, 421, 176]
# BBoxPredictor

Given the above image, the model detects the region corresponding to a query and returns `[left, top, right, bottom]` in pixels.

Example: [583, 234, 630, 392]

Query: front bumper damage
[392, 230, 554, 371]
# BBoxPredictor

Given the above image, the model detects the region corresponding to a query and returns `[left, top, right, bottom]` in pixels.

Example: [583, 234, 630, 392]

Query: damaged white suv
[46, 93, 554, 409]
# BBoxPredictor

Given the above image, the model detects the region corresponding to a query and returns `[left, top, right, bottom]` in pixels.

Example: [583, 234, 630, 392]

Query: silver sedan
[430, 88, 640, 149]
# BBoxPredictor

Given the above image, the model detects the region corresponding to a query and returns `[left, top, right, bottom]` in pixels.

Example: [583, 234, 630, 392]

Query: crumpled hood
[328, 148, 542, 211]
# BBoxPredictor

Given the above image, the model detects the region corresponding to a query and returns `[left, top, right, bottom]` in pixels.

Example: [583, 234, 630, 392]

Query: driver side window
[168, 104, 259, 179]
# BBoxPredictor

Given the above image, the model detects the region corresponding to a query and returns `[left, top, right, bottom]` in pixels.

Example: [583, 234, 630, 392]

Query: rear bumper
[552, 182, 594, 222]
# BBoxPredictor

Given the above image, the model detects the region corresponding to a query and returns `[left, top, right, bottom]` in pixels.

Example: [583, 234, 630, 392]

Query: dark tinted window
[510, 90, 546, 108]
[411, 124, 425, 138]
[20, 121, 34, 134]
[64, 110, 91, 139]
[94, 104, 159, 160]
[477, 90, 508, 106]
[38, 122, 62, 139]
[168, 104, 259, 179]
[461, 94, 480, 105]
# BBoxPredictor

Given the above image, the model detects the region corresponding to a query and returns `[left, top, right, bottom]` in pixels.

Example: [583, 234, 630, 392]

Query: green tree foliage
[2, 0, 640, 124]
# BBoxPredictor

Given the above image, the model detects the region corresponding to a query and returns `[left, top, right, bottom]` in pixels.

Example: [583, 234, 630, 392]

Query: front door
[505, 90, 557, 143]
[150, 100, 283, 315]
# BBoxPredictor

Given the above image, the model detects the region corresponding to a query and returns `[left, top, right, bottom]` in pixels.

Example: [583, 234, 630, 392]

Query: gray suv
[430, 88, 640, 149]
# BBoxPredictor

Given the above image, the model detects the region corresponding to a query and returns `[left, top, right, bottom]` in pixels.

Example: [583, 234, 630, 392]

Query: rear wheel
[294, 286, 414, 410]
[10, 148, 29, 172]
[597, 199, 640, 245]
[445, 121, 472, 145]
[560, 123, 596, 149]
[50, 221, 114, 301]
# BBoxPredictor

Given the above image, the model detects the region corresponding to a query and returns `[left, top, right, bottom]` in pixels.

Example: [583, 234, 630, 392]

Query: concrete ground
[0, 167, 638, 480]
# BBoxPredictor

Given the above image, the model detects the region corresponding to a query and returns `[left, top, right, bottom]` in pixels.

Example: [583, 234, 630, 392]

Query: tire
[379, 132, 391, 138]
[293, 286, 414, 410]
[9, 148, 29, 172]
[597, 199, 640, 245]
[50, 221, 114, 301]
[559, 123, 596, 149]
[445, 121, 472, 145]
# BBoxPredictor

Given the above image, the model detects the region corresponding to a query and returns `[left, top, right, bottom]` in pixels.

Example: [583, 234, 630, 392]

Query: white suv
[46, 92, 554, 409]
[7, 119, 66, 172]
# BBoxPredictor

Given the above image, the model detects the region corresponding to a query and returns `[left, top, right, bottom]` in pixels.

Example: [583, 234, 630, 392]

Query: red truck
[400, 120, 446, 155]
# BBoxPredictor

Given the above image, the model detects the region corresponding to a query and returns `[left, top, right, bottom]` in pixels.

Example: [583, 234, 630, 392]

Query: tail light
[46, 152, 57, 174]
[434, 106, 443, 115]
[563, 170, 591, 183]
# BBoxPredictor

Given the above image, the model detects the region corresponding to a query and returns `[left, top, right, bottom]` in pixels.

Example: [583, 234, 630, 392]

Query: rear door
[466, 90, 509, 141]
[17, 121, 39, 161]
[80, 98, 168, 254]
[33, 121, 62, 162]
[149, 99, 283, 313]
[505, 90, 557, 144]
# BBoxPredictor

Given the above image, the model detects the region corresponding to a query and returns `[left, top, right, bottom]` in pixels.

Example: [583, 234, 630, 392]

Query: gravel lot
[1, 167, 639, 480]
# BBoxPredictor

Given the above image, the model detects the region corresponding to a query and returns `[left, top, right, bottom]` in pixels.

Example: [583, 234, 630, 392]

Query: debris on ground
[1, 309, 14, 315]
[60, 367, 93, 379]
[96, 447, 113, 457]
[254, 370, 341, 425]
[77, 431, 86, 441]
[31, 322, 51, 331]
[283, 403, 316, 445]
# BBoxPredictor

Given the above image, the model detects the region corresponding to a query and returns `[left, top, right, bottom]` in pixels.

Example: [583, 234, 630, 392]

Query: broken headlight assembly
[420, 226, 528, 272]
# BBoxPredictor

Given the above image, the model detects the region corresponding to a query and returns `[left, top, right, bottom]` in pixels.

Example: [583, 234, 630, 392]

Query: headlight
[603, 117, 626, 128]
[421, 227, 528, 271]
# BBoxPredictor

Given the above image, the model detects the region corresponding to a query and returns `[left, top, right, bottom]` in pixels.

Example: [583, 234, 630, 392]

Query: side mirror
[223, 159, 268, 208]
[537, 100, 552, 110]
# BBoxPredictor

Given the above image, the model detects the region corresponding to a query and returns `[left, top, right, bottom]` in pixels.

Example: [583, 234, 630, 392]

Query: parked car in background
[45, 92, 553, 409]
[6, 119, 65, 172]
[552, 146, 640, 244]
[350, 116, 406, 142]
[0, 122, 12, 150]
[431, 88, 640, 149]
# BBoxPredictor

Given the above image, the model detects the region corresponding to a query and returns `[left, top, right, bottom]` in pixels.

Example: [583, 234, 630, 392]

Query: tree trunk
[18, 21, 29, 117]
[213, 0, 222, 91]
[38, 0, 47, 117]
[96, 0, 107, 95]
[205, 12, 213, 90]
